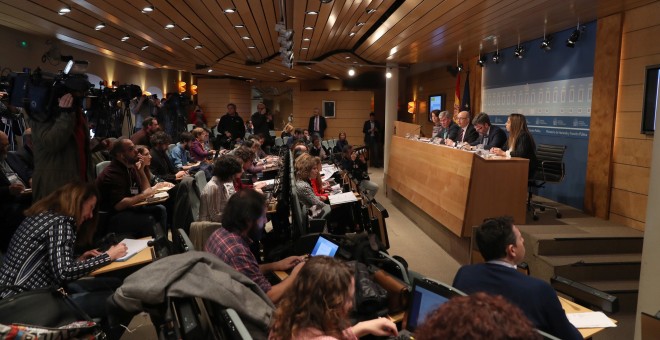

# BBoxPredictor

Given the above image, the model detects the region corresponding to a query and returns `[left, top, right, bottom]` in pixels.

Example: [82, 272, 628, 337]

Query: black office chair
[528, 144, 566, 221]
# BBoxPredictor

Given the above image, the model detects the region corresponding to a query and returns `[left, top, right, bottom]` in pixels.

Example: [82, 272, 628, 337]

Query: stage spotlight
[492, 51, 500, 64]
[514, 45, 525, 59]
[477, 54, 487, 67]
[540, 36, 552, 51]
[566, 29, 581, 48]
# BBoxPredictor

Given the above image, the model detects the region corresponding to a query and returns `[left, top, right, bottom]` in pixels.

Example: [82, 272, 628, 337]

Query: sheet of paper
[328, 192, 358, 205]
[566, 312, 617, 328]
[254, 179, 275, 187]
[116, 238, 153, 262]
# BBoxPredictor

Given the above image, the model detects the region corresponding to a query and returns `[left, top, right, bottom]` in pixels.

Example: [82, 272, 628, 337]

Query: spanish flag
[454, 71, 461, 113]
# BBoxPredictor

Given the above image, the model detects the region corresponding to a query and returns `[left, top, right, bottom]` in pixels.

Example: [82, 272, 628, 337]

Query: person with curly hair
[199, 155, 243, 222]
[269, 256, 397, 339]
[414, 292, 541, 340]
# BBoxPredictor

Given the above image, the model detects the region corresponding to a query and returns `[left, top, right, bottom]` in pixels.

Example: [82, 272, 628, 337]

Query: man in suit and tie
[453, 217, 582, 340]
[363, 112, 382, 168]
[470, 112, 507, 150]
[433, 110, 460, 143]
[446, 111, 479, 146]
[308, 107, 327, 138]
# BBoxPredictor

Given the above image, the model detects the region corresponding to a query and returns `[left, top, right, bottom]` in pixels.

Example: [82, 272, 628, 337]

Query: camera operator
[340, 145, 378, 199]
[129, 94, 152, 133]
[31, 93, 94, 201]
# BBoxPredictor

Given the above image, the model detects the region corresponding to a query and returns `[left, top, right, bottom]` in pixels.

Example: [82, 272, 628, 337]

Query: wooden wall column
[584, 14, 623, 218]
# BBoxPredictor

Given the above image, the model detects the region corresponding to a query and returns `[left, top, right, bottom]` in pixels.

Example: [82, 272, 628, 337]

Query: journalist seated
[294, 153, 331, 219]
[205, 189, 304, 303]
[0, 182, 127, 320]
[340, 145, 378, 199]
[95, 138, 167, 239]
[452, 216, 581, 340]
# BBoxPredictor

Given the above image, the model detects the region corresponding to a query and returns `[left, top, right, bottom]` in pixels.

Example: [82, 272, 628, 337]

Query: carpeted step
[537, 237, 643, 256]
[537, 254, 641, 282]
[580, 280, 640, 294]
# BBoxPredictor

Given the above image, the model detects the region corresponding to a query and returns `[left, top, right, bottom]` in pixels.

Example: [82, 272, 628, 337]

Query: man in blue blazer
[469, 112, 507, 150]
[453, 217, 582, 340]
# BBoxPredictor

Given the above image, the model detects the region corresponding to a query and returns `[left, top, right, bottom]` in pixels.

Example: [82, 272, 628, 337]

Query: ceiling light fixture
[514, 37, 525, 59]
[386, 71, 392, 79]
[165, 23, 175, 29]
[181, 35, 191, 41]
[477, 54, 487, 67]
[457, 63, 463, 72]
[301, 47, 308, 50]
[304, 26, 314, 30]
[349, 32, 356, 37]
[242, 36, 251, 40]
[95, 22, 106, 30]
[224, 8, 236, 13]
[348, 68, 356, 77]
[248, 46, 256, 49]
[208, 69, 213, 73]
[320, 0, 333, 3]
[356, 22, 365, 27]
[492, 51, 500, 64]
[58, 6, 71, 15]
[303, 38, 310, 41]
[566, 21, 583, 48]
[540, 23, 552, 51]
[234, 24, 245, 28]
[141, 45, 149, 51]
[306, 11, 319, 15]
[141, 5, 154, 13]
[194, 44, 203, 49]
[366, 9, 376, 14]
[121, 35, 130, 42]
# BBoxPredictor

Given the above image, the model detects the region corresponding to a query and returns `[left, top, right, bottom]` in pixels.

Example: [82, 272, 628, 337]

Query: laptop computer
[392, 278, 466, 339]
[309, 234, 340, 257]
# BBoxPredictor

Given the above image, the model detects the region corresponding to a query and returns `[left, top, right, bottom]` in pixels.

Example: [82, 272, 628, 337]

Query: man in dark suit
[453, 217, 582, 340]
[434, 110, 460, 143]
[446, 111, 479, 146]
[308, 107, 327, 138]
[363, 112, 382, 167]
[470, 112, 507, 150]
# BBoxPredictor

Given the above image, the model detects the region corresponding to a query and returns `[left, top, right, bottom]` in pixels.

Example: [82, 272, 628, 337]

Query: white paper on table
[254, 179, 275, 187]
[328, 192, 358, 205]
[566, 312, 617, 328]
[116, 238, 153, 262]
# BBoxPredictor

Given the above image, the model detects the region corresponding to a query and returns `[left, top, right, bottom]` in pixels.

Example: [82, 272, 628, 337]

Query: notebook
[116, 238, 153, 262]
[392, 278, 466, 339]
[310, 235, 340, 257]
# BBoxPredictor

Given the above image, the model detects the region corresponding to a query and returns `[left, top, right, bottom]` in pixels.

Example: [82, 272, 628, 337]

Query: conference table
[386, 135, 529, 237]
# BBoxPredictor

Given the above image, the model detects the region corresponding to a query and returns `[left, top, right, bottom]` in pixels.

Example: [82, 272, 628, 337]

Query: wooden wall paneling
[612, 138, 654, 167]
[584, 13, 623, 218]
[609, 212, 646, 231]
[609, 188, 648, 223]
[620, 23, 660, 60]
[197, 78, 251, 124]
[615, 111, 654, 139]
[611, 163, 651, 195]
[621, 1, 660, 33]
[617, 84, 644, 112]
[618, 55, 660, 86]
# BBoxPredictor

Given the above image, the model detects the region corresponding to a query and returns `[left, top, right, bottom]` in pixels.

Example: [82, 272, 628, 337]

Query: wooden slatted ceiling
[0, 0, 656, 82]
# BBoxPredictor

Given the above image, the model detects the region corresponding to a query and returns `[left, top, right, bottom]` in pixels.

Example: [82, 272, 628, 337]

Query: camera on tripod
[0, 60, 93, 122]
[115, 84, 142, 103]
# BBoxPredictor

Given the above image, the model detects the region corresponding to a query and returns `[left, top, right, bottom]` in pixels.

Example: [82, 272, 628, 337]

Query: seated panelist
[431, 110, 460, 143]
[490, 113, 538, 178]
[469, 112, 507, 150]
[445, 111, 479, 146]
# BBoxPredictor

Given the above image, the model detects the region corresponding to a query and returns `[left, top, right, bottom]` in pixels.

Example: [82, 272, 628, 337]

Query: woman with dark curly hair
[199, 155, 244, 222]
[269, 256, 397, 339]
[414, 292, 541, 340]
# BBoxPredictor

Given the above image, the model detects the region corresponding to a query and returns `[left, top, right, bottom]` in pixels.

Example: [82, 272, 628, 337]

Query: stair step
[537, 254, 641, 282]
[537, 253, 642, 267]
[537, 237, 643, 256]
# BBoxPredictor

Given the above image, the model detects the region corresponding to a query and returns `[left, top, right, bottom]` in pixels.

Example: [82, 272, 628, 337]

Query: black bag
[351, 262, 388, 319]
[0, 285, 105, 338]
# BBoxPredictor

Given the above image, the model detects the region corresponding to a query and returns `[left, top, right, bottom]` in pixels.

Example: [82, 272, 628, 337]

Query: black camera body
[116, 84, 142, 103]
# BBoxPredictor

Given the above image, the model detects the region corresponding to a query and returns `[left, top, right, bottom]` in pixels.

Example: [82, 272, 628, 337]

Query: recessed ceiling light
[353, 61, 358, 64]
[165, 23, 175, 29]
[181, 35, 191, 41]
[269, 70, 275, 72]
[356, 22, 365, 27]
[224, 73, 230, 75]
[306, 11, 318, 15]
[366, 8, 376, 14]
[141, 45, 149, 50]
[141, 5, 154, 13]
[348, 69, 356, 76]
[95, 22, 106, 30]
[194, 44, 203, 49]
[58, 6, 71, 15]
[349, 32, 356, 37]
[301, 47, 308, 50]
[121, 35, 130, 42]
[256, 66, 261, 69]
[224, 8, 236, 13]
[207, 69, 213, 73]
[304, 26, 314, 30]
[303, 38, 310, 41]
[305, 66, 312, 70]
[242, 36, 251, 40]
[234, 24, 245, 28]
[248, 46, 256, 49]
[345, 56, 351, 59]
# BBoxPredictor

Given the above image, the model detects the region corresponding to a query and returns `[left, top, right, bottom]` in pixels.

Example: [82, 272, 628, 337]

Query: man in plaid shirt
[205, 189, 304, 303]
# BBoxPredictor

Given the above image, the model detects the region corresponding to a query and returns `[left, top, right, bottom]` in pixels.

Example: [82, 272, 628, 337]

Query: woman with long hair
[0, 182, 127, 316]
[295, 153, 330, 218]
[333, 131, 349, 154]
[310, 156, 329, 202]
[490, 113, 538, 177]
[269, 256, 397, 339]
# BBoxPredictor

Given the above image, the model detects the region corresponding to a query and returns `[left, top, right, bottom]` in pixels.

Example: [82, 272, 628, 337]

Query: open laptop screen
[310, 235, 339, 257]
[406, 278, 465, 332]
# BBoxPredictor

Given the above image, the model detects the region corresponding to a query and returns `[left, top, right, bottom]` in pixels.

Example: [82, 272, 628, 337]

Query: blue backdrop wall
[482, 21, 596, 209]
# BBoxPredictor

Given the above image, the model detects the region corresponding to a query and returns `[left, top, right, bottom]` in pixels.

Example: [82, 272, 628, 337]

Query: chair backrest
[187, 123, 195, 132]
[189, 221, 223, 250]
[282, 136, 289, 145]
[194, 170, 208, 196]
[535, 144, 566, 183]
[321, 140, 329, 149]
[96, 160, 111, 177]
[274, 137, 283, 147]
